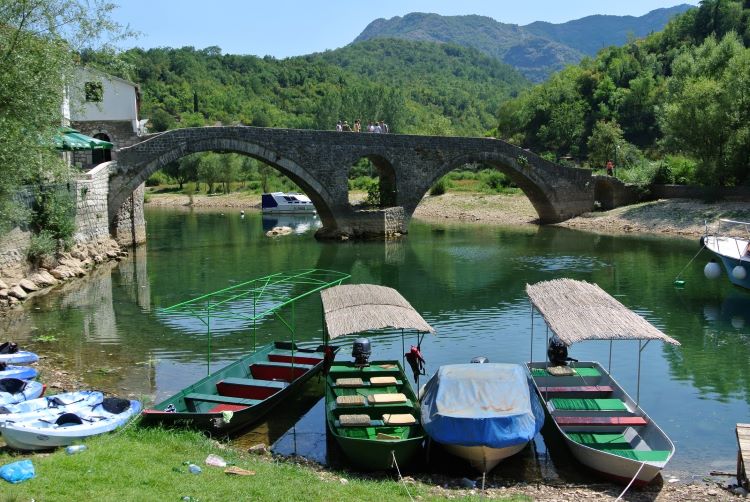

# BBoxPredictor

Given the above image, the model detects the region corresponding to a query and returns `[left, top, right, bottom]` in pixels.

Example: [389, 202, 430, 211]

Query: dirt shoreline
[146, 191, 750, 240]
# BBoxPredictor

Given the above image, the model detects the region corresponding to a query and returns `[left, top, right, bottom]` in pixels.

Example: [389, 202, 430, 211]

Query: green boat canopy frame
[160, 269, 350, 374]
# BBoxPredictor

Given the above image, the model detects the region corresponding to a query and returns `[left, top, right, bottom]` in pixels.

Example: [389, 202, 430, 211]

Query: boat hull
[0, 365, 37, 381]
[1, 400, 141, 450]
[703, 234, 750, 289]
[0, 351, 39, 365]
[326, 360, 425, 471]
[527, 361, 674, 485]
[140, 342, 331, 436]
[440, 442, 528, 473]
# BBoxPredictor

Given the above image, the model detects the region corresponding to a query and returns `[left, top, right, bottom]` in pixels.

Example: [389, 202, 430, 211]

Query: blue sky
[113, 1, 699, 58]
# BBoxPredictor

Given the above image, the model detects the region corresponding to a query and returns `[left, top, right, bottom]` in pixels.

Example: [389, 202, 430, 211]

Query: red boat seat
[555, 416, 648, 426]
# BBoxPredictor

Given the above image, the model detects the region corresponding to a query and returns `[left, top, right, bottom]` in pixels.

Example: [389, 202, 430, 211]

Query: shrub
[664, 155, 698, 185]
[31, 188, 75, 249]
[429, 178, 447, 196]
[478, 170, 511, 192]
[146, 171, 175, 187]
[27, 230, 57, 265]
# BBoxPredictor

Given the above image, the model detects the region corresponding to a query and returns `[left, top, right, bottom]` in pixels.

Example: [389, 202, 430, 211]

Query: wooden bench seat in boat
[382, 413, 417, 426]
[531, 367, 602, 378]
[566, 432, 632, 449]
[338, 414, 380, 427]
[336, 395, 366, 407]
[332, 377, 403, 388]
[538, 385, 613, 394]
[184, 393, 261, 407]
[221, 377, 288, 389]
[367, 393, 407, 404]
[250, 361, 314, 381]
[595, 449, 671, 462]
[555, 416, 648, 426]
[550, 398, 627, 411]
[268, 349, 323, 366]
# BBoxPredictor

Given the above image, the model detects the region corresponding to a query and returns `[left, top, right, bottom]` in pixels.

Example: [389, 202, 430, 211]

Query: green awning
[54, 127, 113, 150]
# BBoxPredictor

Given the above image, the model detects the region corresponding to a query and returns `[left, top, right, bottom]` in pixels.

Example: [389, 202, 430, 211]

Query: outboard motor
[351, 338, 371, 367]
[470, 356, 489, 364]
[547, 338, 571, 366]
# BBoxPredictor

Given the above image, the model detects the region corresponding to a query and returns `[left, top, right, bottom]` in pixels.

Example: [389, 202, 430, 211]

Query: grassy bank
[0, 424, 526, 502]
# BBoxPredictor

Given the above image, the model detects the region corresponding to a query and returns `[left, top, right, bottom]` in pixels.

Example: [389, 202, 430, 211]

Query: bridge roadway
[111, 126, 596, 239]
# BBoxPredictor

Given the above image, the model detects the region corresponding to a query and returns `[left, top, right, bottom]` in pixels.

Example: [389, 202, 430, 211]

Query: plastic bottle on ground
[187, 463, 202, 474]
[65, 445, 87, 455]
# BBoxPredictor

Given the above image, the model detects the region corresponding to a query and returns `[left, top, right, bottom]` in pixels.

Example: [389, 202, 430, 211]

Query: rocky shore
[0, 236, 125, 311]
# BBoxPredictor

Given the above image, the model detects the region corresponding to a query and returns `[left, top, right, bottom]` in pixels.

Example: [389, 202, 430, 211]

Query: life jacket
[405, 345, 426, 382]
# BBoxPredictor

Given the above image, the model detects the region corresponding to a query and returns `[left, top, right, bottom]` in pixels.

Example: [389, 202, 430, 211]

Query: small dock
[737, 423, 750, 490]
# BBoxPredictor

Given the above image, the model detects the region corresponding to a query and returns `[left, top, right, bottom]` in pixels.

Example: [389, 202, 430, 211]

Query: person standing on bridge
[354, 119, 361, 132]
[606, 160, 614, 176]
[336, 121, 342, 132]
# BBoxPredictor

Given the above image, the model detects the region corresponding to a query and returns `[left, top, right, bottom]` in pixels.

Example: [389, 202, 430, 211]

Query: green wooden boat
[325, 360, 425, 471]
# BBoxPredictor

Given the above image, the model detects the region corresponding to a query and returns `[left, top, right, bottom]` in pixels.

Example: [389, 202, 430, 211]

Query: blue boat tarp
[421, 363, 544, 448]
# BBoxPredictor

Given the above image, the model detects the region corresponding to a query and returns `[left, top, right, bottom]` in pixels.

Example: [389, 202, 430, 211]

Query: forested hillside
[495, 0, 750, 187]
[118, 39, 528, 137]
[354, 7, 691, 81]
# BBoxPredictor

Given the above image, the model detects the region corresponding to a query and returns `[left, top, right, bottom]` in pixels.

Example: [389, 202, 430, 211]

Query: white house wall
[69, 69, 139, 126]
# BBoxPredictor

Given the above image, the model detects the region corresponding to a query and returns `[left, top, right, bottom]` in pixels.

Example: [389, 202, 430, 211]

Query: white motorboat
[261, 192, 316, 214]
[701, 219, 750, 289]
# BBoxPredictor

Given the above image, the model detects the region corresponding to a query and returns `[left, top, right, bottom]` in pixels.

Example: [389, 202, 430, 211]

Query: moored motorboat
[261, 192, 316, 214]
[525, 279, 680, 485]
[702, 219, 750, 289]
[320, 284, 435, 470]
[0, 378, 45, 407]
[420, 362, 544, 473]
[140, 342, 335, 435]
[0, 397, 141, 450]
[0, 390, 104, 426]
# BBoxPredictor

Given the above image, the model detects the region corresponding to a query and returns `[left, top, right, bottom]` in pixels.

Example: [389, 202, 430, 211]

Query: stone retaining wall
[74, 162, 112, 243]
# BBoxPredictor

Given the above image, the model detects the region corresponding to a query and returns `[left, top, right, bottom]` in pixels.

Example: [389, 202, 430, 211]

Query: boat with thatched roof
[321, 284, 434, 471]
[525, 278, 679, 486]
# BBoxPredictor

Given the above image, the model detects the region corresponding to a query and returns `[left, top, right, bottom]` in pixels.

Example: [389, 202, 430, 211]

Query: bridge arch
[110, 136, 337, 228]
[348, 153, 397, 208]
[419, 151, 564, 223]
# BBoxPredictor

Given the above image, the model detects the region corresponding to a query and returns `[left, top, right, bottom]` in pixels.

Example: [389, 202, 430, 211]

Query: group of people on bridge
[335, 119, 389, 134]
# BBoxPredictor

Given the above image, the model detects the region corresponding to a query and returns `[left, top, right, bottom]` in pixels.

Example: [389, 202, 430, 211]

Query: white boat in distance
[701, 219, 750, 290]
[261, 192, 316, 214]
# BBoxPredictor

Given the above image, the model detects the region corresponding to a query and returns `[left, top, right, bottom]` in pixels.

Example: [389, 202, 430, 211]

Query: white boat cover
[421, 363, 544, 448]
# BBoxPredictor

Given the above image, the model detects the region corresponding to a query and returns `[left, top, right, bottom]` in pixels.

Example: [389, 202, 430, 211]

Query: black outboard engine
[470, 356, 489, 364]
[547, 338, 570, 366]
[351, 338, 371, 367]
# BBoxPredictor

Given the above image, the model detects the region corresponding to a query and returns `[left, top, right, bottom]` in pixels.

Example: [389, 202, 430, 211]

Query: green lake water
[7, 206, 750, 482]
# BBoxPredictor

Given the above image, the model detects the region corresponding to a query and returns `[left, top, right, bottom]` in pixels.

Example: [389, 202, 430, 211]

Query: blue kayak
[0, 391, 104, 425]
[0, 379, 45, 407]
[0, 351, 39, 365]
[0, 366, 37, 381]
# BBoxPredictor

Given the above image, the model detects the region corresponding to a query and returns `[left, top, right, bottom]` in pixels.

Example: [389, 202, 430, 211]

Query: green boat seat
[221, 377, 287, 389]
[367, 393, 407, 404]
[336, 395, 366, 407]
[598, 449, 672, 462]
[184, 393, 261, 407]
[566, 432, 632, 449]
[551, 398, 627, 411]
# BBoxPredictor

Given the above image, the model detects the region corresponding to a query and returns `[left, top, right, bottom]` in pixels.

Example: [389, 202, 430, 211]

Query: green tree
[587, 120, 626, 169]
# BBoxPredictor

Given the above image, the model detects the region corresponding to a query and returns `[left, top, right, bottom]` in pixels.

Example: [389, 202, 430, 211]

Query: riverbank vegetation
[494, 0, 750, 188]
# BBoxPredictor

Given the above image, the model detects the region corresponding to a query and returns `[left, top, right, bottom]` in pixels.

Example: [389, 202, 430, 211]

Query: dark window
[85, 81, 103, 102]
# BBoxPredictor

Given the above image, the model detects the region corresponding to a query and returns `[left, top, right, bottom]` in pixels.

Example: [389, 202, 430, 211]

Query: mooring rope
[615, 462, 645, 501]
[674, 243, 706, 284]
[391, 450, 415, 502]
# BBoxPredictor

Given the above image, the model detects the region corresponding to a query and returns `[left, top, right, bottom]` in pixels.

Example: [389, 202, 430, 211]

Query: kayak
[0, 351, 39, 365]
[0, 365, 37, 381]
[0, 397, 141, 450]
[0, 379, 45, 407]
[0, 391, 104, 426]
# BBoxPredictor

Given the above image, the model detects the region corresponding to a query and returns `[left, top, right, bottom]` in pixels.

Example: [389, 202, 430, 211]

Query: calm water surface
[8, 206, 750, 482]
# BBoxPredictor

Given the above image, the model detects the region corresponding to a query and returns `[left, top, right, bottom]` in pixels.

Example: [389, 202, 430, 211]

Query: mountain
[353, 5, 694, 81]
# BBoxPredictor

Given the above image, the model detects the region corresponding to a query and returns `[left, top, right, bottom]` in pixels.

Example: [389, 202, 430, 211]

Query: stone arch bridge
[110, 126, 597, 240]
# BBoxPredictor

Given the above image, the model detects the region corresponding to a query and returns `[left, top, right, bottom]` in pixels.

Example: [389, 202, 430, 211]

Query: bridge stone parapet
[112, 126, 597, 240]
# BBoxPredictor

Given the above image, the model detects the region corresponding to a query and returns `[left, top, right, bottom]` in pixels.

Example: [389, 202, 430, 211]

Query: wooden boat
[702, 219, 750, 289]
[0, 397, 141, 451]
[420, 363, 545, 473]
[325, 360, 425, 471]
[525, 279, 680, 485]
[320, 284, 436, 471]
[141, 342, 335, 435]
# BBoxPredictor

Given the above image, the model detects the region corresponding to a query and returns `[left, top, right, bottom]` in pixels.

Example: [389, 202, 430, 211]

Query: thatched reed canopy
[321, 284, 435, 340]
[526, 279, 680, 346]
